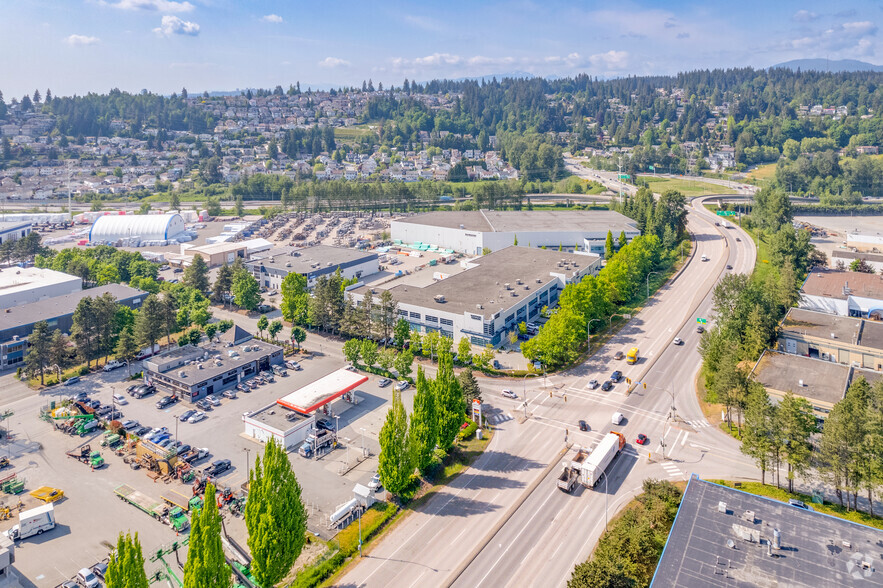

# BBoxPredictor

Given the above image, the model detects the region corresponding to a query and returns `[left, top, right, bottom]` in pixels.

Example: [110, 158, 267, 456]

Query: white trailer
[5, 503, 56, 540]
[575, 432, 625, 488]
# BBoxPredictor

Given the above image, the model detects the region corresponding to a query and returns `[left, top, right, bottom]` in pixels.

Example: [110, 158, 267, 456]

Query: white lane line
[681, 432, 690, 447]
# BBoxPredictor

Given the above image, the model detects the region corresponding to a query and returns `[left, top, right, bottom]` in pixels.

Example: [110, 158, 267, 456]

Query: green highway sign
[716, 211, 737, 216]
[618, 174, 631, 180]
[696, 318, 707, 324]
[648, 165, 655, 171]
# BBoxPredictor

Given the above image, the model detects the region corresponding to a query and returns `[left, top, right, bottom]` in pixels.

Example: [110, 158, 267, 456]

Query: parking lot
[0, 348, 406, 586]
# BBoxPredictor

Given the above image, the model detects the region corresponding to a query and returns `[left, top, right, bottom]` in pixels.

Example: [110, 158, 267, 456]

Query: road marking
[660, 462, 682, 478]
[681, 432, 690, 447]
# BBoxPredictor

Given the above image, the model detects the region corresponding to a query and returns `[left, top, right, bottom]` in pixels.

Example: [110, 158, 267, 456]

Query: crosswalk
[685, 419, 712, 429]
[660, 462, 683, 479]
[488, 413, 513, 425]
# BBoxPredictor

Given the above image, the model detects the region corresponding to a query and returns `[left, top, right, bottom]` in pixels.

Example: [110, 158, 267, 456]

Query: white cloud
[261, 14, 283, 23]
[792, 10, 818, 23]
[390, 51, 629, 75]
[65, 34, 100, 46]
[318, 57, 351, 68]
[588, 50, 629, 70]
[153, 15, 200, 36]
[101, 0, 194, 12]
[402, 15, 444, 32]
[787, 21, 877, 55]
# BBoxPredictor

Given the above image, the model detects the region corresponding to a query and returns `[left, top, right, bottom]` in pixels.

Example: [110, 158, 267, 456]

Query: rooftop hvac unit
[434, 294, 446, 303]
[197, 364, 203, 369]
[524, 285, 530, 290]
[505, 283, 511, 290]
[516, 278, 522, 285]
[536, 278, 542, 283]
[798, 379, 804, 387]
[476, 304, 483, 309]
[179, 370, 187, 377]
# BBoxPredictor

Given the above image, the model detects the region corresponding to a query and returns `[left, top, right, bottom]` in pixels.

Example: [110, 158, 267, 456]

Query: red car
[636, 434, 649, 445]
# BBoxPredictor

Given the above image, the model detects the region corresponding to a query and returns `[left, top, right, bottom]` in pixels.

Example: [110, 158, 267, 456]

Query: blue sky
[2, 0, 882, 99]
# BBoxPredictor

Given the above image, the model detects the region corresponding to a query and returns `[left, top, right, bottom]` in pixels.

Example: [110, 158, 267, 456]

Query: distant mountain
[771, 59, 883, 72]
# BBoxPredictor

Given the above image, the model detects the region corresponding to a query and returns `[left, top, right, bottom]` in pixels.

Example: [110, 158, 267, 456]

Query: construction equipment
[29, 487, 64, 503]
[100, 433, 122, 448]
[0, 472, 24, 495]
[162, 490, 203, 514]
[0, 457, 10, 469]
[66, 445, 105, 468]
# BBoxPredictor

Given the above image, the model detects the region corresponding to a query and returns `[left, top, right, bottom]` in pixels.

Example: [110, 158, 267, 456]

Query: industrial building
[89, 213, 187, 245]
[0, 221, 31, 246]
[390, 210, 640, 256]
[0, 284, 146, 370]
[847, 232, 883, 253]
[246, 245, 380, 290]
[799, 268, 883, 318]
[243, 368, 368, 449]
[831, 249, 883, 273]
[750, 350, 881, 419]
[0, 266, 82, 308]
[652, 476, 883, 587]
[169, 239, 272, 268]
[350, 246, 601, 347]
[144, 328, 283, 401]
[776, 307, 883, 371]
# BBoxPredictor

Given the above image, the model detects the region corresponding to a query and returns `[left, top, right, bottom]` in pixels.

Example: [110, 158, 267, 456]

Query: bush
[337, 502, 398, 556]
[458, 420, 478, 440]
[291, 550, 345, 588]
[78, 366, 90, 376]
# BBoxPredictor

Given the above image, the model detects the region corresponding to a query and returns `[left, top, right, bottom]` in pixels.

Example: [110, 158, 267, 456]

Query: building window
[409, 311, 421, 319]
[425, 315, 439, 323]
[398, 309, 408, 316]
[483, 322, 495, 336]
[470, 314, 482, 321]
[440, 318, 453, 326]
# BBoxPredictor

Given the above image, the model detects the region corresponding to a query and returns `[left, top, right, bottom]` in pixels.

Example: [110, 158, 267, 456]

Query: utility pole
[67, 160, 73, 223]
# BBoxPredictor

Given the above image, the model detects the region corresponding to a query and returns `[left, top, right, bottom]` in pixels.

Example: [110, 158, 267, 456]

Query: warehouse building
[144, 334, 283, 402]
[799, 268, 883, 318]
[0, 221, 31, 245]
[89, 213, 187, 245]
[350, 246, 600, 347]
[0, 266, 82, 308]
[776, 307, 883, 371]
[0, 284, 146, 369]
[391, 210, 639, 256]
[653, 476, 883, 588]
[246, 245, 380, 290]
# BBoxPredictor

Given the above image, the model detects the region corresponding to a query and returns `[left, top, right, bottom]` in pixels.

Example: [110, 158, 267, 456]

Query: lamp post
[522, 373, 529, 398]
[358, 507, 363, 558]
[587, 318, 602, 349]
[646, 271, 659, 299]
[608, 313, 624, 328]
[360, 427, 366, 458]
[243, 447, 251, 480]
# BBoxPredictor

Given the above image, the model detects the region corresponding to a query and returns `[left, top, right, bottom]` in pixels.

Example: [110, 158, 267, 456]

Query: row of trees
[35, 245, 159, 287]
[105, 439, 308, 588]
[0, 232, 48, 265]
[379, 351, 479, 495]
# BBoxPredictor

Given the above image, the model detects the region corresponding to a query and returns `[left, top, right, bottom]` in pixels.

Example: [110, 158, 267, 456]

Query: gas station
[241, 368, 368, 451]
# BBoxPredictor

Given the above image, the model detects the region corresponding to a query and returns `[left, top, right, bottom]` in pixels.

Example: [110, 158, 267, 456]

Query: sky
[2, 0, 883, 99]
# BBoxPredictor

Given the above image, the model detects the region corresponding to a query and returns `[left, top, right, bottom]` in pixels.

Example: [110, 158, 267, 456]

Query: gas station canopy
[276, 368, 368, 414]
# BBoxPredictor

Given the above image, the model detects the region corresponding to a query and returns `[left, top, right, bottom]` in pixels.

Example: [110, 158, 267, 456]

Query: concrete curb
[442, 445, 570, 588]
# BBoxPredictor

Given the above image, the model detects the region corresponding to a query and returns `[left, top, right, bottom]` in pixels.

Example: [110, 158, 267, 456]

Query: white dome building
[89, 213, 186, 244]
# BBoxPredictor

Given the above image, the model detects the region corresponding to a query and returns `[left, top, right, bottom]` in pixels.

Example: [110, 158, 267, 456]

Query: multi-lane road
[340, 173, 760, 586]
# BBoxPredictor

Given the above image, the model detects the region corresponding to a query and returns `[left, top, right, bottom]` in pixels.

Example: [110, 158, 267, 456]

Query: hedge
[291, 551, 345, 588]
[337, 501, 398, 556]
[458, 420, 479, 440]
[792, 204, 883, 216]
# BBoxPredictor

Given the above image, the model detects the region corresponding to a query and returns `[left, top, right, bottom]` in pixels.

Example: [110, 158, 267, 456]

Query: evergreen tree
[184, 254, 210, 293]
[25, 320, 52, 385]
[409, 367, 437, 474]
[134, 294, 165, 355]
[740, 382, 777, 485]
[605, 230, 614, 258]
[114, 326, 139, 376]
[212, 263, 234, 304]
[777, 392, 817, 493]
[235, 194, 244, 217]
[245, 439, 308, 587]
[49, 329, 71, 381]
[458, 367, 482, 404]
[435, 350, 465, 451]
[378, 389, 413, 494]
[184, 483, 232, 588]
[105, 532, 149, 588]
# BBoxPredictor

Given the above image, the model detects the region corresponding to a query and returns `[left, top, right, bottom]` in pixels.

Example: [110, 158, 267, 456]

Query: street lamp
[243, 447, 251, 480]
[608, 313, 624, 328]
[646, 271, 659, 299]
[587, 318, 602, 349]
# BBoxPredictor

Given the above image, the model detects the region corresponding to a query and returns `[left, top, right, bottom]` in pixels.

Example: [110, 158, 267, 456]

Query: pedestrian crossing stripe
[685, 420, 711, 428]
[488, 413, 513, 424]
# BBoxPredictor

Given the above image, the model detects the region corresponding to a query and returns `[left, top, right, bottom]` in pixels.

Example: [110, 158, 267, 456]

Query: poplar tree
[605, 230, 614, 258]
[435, 350, 465, 451]
[184, 483, 231, 588]
[409, 367, 437, 474]
[105, 532, 149, 588]
[245, 439, 308, 587]
[378, 389, 412, 494]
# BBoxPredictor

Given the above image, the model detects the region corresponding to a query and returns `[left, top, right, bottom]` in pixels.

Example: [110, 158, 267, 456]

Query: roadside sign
[618, 174, 631, 180]
[716, 211, 737, 216]
[696, 318, 707, 324]
[648, 165, 655, 171]
[623, 314, 632, 319]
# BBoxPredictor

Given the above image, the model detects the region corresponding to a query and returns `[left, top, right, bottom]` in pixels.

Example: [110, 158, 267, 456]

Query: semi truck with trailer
[561, 432, 626, 490]
[557, 448, 589, 492]
[115, 484, 189, 531]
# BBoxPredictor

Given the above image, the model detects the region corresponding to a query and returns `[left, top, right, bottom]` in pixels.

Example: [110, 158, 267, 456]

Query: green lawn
[334, 127, 377, 140]
[638, 176, 726, 197]
[746, 163, 777, 183]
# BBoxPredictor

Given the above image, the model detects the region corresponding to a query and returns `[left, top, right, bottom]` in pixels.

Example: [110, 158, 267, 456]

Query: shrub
[291, 551, 345, 588]
[337, 502, 397, 556]
[78, 366, 90, 376]
[458, 420, 478, 440]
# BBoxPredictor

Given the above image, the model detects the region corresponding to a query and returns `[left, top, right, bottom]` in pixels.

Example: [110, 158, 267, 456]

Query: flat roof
[832, 250, 883, 263]
[352, 246, 598, 319]
[277, 368, 368, 414]
[148, 341, 282, 386]
[802, 268, 883, 301]
[781, 308, 861, 344]
[752, 351, 848, 405]
[859, 321, 883, 351]
[0, 266, 81, 295]
[394, 209, 639, 233]
[247, 245, 378, 275]
[245, 402, 309, 433]
[652, 476, 883, 587]
[0, 284, 145, 333]
[187, 241, 249, 256]
[0, 221, 31, 233]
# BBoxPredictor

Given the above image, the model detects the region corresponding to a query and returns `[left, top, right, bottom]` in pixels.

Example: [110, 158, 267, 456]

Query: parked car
[112, 394, 128, 405]
[236, 383, 249, 393]
[133, 426, 151, 437]
[87, 399, 101, 409]
[179, 410, 196, 422]
[95, 406, 113, 417]
[222, 389, 237, 399]
[206, 395, 221, 407]
[368, 473, 383, 492]
[120, 420, 137, 431]
[176, 444, 191, 456]
[188, 411, 207, 423]
[91, 561, 108, 580]
[173, 267, 184, 274]
[395, 381, 410, 392]
[378, 378, 392, 388]
[501, 389, 517, 399]
[578, 420, 589, 431]
[195, 400, 212, 411]
[601, 380, 613, 391]
[288, 361, 302, 371]
[610, 370, 623, 383]
[789, 498, 812, 510]
[103, 360, 124, 372]
[64, 376, 81, 386]
[316, 418, 334, 431]
[156, 395, 179, 409]
[205, 459, 231, 476]
[76, 568, 100, 588]
[636, 434, 649, 445]
[587, 379, 599, 390]
[125, 385, 140, 394]
[673, 337, 684, 345]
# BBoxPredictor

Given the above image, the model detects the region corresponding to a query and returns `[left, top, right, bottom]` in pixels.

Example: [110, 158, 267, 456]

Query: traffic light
[626, 377, 632, 385]
[643, 382, 647, 389]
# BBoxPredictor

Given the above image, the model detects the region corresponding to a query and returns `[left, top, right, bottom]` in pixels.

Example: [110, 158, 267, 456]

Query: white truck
[5, 503, 56, 540]
[574, 432, 626, 488]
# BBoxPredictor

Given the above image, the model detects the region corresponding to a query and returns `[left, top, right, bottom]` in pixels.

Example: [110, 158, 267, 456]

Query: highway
[339, 176, 759, 587]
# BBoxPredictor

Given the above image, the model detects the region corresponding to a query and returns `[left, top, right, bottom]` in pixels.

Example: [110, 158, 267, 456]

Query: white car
[103, 360, 124, 372]
[112, 394, 128, 405]
[368, 473, 383, 492]
[587, 379, 599, 390]
[673, 337, 684, 345]
[395, 381, 410, 392]
[501, 389, 517, 399]
[206, 395, 221, 407]
[188, 411, 207, 423]
[611, 412, 624, 425]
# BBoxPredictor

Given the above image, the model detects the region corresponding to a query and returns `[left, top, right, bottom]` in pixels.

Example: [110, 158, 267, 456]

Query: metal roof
[276, 368, 368, 414]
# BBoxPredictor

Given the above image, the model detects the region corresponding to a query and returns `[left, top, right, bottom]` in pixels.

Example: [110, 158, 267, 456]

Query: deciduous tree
[409, 367, 437, 474]
[105, 532, 149, 588]
[378, 389, 413, 494]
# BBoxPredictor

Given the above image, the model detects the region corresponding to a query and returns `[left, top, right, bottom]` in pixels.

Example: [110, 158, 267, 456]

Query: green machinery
[148, 538, 189, 588]
[0, 471, 24, 495]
